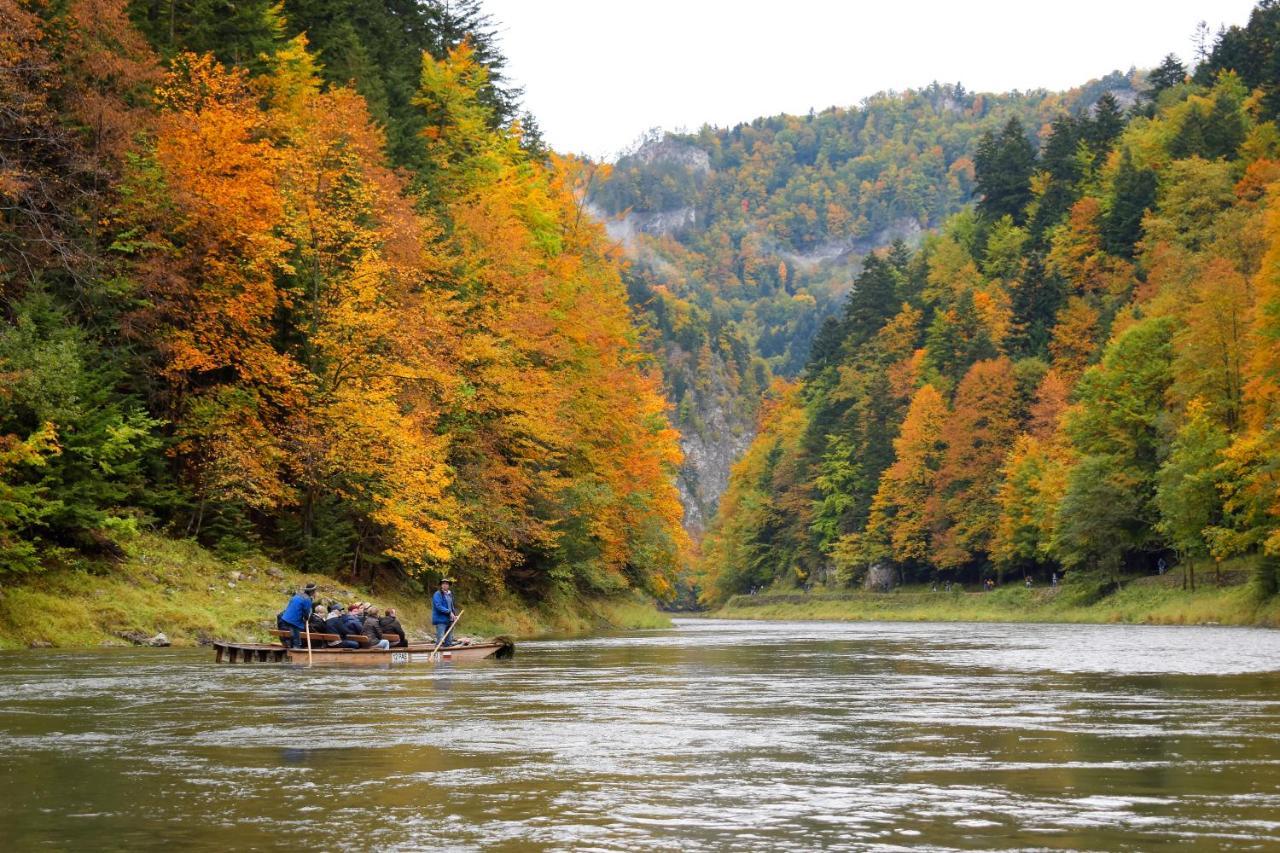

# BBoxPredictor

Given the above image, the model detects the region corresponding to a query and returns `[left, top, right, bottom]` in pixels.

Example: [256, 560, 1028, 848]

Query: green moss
[0, 533, 670, 649]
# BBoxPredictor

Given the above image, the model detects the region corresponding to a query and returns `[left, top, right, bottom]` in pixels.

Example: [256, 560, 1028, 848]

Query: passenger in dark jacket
[307, 606, 329, 636]
[362, 608, 391, 650]
[341, 608, 366, 641]
[324, 606, 359, 649]
[379, 609, 409, 647]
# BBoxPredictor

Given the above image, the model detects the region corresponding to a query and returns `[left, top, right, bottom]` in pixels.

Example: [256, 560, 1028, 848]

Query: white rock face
[676, 366, 756, 535]
[629, 137, 711, 174]
[593, 204, 697, 247]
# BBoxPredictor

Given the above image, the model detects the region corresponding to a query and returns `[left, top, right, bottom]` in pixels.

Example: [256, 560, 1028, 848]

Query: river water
[2, 619, 1280, 851]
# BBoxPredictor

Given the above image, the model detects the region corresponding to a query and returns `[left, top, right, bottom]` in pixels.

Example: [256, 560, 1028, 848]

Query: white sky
[484, 0, 1259, 160]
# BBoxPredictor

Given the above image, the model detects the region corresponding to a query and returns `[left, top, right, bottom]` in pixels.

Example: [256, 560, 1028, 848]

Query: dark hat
[303, 583, 317, 594]
[439, 577, 455, 586]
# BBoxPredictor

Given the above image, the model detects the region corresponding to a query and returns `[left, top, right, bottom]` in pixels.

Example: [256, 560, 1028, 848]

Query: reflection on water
[2, 619, 1279, 851]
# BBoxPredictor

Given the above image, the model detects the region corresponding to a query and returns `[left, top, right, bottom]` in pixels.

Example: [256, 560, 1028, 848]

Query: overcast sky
[484, 0, 1259, 160]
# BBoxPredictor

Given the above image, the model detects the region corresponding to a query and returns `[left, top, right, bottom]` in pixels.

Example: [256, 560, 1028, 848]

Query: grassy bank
[0, 534, 670, 650]
[715, 563, 1280, 628]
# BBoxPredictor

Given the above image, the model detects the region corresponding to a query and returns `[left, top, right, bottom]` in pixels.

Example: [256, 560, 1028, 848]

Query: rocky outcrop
[678, 402, 755, 535]
[627, 135, 711, 173]
[865, 563, 898, 592]
[592, 204, 697, 246]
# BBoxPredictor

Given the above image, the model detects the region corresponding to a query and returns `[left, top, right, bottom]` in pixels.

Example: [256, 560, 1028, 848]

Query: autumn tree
[863, 384, 949, 566]
[1053, 317, 1175, 576]
[928, 358, 1020, 569]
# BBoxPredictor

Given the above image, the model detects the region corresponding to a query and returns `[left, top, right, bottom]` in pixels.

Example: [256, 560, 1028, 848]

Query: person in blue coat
[278, 583, 316, 648]
[432, 578, 458, 646]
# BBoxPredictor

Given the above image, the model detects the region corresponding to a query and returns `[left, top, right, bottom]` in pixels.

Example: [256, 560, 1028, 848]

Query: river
[2, 619, 1279, 850]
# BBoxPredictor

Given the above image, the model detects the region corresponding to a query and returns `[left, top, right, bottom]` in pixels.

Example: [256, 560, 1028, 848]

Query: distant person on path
[1051, 572, 1058, 588]
[278, 583, 316, 649]
[1158, 558, 1167, 575]
[1025, 576, 1033, 589]
[433, 578, 459, 646]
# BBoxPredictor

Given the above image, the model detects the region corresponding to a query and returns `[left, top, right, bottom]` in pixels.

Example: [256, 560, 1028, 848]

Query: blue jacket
[341, 613, 364, 635]
[432, 590, 455, 625]
[280, 593, 313, 629]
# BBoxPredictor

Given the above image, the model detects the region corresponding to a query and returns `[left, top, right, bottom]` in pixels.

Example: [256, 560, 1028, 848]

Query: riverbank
[0, 534, 671, 650]
[714, 565, 1280, 628]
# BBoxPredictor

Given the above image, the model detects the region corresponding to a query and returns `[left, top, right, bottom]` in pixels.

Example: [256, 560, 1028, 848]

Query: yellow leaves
[1171, 257, 1252, 430]
[865, 383, 948, 563]
[1048, 296, 1100, 383]
[0, 422, 59, 471]
[110, 35, 684, 589]
[265, 33, 322, 117]
[413, 42, 516, 192]
[971, 285, 1013, 350]
[924, 236, 983, 304]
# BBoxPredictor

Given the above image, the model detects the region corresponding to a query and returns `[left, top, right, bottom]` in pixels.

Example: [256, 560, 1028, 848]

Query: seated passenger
[379, 608, 409, 648]
[324, 605, 359, 649]
[362, 607, 392, 650]
[308, 605, 328, 636]
[341, 605, 366, 643]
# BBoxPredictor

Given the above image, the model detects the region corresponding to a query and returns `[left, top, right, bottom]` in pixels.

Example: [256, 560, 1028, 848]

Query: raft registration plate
[390, 652, 409, 664]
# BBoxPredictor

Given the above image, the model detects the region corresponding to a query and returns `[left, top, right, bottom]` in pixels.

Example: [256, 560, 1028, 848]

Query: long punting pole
[430, 609, 464, 661]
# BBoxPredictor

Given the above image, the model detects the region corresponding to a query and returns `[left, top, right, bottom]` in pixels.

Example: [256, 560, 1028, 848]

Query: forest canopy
[0, 0, 684, 602]
[700, 5, 1280, 603]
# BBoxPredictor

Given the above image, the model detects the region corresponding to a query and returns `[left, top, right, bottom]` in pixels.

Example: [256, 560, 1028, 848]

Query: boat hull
[286, 641, 511, 665]
[212, 638, 513, 666]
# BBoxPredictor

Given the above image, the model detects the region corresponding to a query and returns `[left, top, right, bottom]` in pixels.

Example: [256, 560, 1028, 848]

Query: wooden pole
[305, 608, 313, 668]
[430, 609, 464, 661]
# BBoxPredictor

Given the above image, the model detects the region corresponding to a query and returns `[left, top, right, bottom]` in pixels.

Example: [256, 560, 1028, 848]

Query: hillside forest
[700, 3, 1280, 603]
[0, 0, 685, 603]
[589, 71, 1142, 532]
[9, 0, 1280, 618]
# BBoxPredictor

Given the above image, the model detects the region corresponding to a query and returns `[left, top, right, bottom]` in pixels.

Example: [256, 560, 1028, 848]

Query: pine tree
[974, 117, 1036, 224]
[1102, 149, 1157, 258]
[1030, 114, 1082, 239]
[1170, 107, 1210, 159]
[1085, 93, 1125, 154]
[1203, 85, 1248, 160]
[841, 253, 902, 350]
[1146, 53, 1187, 98]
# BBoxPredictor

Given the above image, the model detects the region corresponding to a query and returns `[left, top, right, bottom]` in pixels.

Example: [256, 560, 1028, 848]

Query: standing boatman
[279, 583, 317, 649]
[432, 578, 458, 647]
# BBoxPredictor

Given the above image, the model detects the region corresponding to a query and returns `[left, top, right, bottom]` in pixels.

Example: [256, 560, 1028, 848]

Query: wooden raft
[212, 641, 289, 664]
[212, 636, 515, 665]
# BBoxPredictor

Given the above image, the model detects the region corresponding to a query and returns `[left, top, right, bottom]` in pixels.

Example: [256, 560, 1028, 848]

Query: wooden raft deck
[213, 641, 289, 664]
[212, 637, 514, 666]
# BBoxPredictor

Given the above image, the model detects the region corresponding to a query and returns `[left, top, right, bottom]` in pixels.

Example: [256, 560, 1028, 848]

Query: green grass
[715, 559, 1280, 628]
[0, 533, 671, 649]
